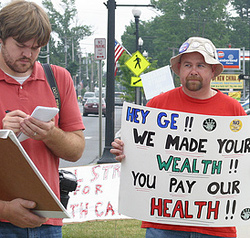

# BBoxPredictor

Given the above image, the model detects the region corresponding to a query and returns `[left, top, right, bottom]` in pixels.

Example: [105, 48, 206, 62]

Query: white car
[115, 92, 125, 106]
[82, 92, 95, 105]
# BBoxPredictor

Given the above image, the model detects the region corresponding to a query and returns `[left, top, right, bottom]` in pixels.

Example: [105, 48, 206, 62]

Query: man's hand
[2, 110, 28, 135]
[20, 116, 85, 162]
[1, 198, 48, 228]
[110, 138, 125, 162]
[19, 116, 55, 141]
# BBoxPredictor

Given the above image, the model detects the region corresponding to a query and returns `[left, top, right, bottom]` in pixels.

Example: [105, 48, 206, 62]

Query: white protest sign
[63, 163, 128, 223]
[140, 65, 175, 100]
[119, 102, 250, 227]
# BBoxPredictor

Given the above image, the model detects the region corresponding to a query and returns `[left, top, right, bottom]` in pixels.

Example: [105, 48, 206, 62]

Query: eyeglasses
[179, 40, 216, 59]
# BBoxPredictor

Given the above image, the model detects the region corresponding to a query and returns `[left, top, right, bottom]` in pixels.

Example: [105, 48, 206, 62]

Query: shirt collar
[0, 61, 45, 84]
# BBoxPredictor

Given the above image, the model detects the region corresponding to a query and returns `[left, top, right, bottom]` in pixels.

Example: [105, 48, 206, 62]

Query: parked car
[83, 98, 106, 116]
[95, 90, 105, 99]
[82, 92, 95, 105]
[115, 92, 125, 106]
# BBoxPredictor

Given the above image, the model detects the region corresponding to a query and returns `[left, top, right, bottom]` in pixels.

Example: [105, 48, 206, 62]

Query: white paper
[62, 164, 129, 223]
[141, 65, 175, 100]
[18, 106, 59, 142]
[119, 102, 250, 227]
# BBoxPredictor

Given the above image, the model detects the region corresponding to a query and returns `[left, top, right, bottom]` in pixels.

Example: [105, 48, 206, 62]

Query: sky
[1, 0, 159, 54]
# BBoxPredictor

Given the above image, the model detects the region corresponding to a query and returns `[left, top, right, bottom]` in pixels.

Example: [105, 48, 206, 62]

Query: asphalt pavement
[59, 102, 122, 168]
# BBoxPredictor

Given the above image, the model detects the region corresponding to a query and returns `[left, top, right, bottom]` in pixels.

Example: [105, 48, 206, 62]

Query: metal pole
[248, 18, 250, 106]
[78, 52, 81, 86]
[47, 42, 49, 64]
[243, 47, 246, 100]
[91, 55, 94, 91]
[72, 38, 74, 62]
[98, 0, 117, 163]
[98, 60, 103, 159]
[86, 53, 89, 90]
[64, 38, 67, 68]
[134, 15, 141, 105]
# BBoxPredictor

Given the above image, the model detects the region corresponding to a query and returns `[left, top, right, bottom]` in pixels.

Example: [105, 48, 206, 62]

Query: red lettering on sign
[91, 165, 100, 182]
[70, 203, 79, 218]
[95, 202, 104, 217]
[105, 202, 115, 216]
[95, 184, 103, 195]
[82, 186, 90, 195]
[80, 202, 89, 218]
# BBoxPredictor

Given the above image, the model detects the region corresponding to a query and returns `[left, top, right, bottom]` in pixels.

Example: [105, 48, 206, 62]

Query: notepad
[18, 106, 59, 142]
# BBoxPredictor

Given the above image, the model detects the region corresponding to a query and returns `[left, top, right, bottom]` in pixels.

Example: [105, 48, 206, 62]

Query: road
[59, 102, 122, 168]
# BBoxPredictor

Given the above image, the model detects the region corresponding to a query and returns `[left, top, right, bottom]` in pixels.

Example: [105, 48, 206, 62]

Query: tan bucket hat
[170, 37, 223, 77]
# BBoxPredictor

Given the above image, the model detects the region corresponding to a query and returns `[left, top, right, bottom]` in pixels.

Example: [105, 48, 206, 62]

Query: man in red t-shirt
[110, 37, 246, 238]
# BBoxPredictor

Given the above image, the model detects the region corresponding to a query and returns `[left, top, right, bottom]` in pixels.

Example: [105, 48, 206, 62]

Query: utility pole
[133, 8, 141, 105]
[98, 0, 116, 163]
[64, 37, 68, 68]
[91, 55, 94, 92]
[72, 38, 74, 62]
[86, 53, 89, 90]
[97, 0, 154, 164]
[47, 42, 50, 64]
[78, 52, 81, 83]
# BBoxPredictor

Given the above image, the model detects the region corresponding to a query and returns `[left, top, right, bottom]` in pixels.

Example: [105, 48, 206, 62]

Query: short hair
[0, 0, 51, 47]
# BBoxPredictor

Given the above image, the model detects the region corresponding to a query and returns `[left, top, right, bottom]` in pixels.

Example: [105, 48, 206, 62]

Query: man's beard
[185, 76, 203, 91]
[1, 45, 34, 73]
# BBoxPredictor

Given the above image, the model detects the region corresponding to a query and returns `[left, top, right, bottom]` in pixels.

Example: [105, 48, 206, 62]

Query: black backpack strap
[42, 63, 61, 110]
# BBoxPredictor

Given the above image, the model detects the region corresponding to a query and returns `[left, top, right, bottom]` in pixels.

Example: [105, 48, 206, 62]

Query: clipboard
[0, 130, 69, 218]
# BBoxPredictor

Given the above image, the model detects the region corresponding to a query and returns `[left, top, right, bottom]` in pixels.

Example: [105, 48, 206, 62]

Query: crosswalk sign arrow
[131, 77, 143, 87]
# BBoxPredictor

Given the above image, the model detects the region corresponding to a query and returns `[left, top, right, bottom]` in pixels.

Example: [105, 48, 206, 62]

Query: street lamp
[143, 50, 148, 58]
[138, 37, 143, 105]
[132, 8, 142, 105]
[138, 37, 143, 50]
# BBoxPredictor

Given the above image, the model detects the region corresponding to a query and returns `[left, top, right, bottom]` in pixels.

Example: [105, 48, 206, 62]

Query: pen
[5, 110, 11, 113]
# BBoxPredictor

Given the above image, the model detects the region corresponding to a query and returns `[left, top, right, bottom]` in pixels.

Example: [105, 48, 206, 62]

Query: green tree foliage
[40, 0, 92, 77]
[229, 0, 250, 47]
[119, 0, 250, 95]
[230, 0, 250, 74]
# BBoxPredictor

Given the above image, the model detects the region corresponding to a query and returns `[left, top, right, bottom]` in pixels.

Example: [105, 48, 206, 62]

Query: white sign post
[94, 38, 106, 60]
[94, 38, 106, 158]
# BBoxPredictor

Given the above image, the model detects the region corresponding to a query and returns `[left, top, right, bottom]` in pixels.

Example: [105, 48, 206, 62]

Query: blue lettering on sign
[157, 112, 179, 130]
[126, 107, 150, 124]
[216, 49, 240, 69]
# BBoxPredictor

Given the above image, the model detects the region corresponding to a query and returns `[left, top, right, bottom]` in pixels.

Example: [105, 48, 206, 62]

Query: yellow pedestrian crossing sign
[125, 51, 150, 76]
[131, 77, 143, 87]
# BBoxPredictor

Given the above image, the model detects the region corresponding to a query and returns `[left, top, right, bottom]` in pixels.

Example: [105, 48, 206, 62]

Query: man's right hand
[2, 110, 28, 135]
[0, 198, 48, 228]
[110, 138, 125, 162]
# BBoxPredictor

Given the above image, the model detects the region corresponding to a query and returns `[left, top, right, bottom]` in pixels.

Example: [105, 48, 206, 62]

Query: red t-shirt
[141, 87, 246, 237]
[0, 62, 85, 226]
